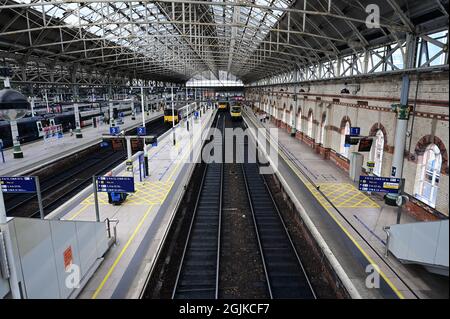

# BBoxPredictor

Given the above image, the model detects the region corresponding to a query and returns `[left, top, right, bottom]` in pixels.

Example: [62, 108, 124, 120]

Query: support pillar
[141, 86, 149, 176]
[109, 102, 115, 127]
[385, 34, 416, 206]
[74, 103, 83, 138]
[291, 73, 298, 137]
[126, 137, 132, 160]
[385, 75, 411, 206]
[10, 120, 23, 158]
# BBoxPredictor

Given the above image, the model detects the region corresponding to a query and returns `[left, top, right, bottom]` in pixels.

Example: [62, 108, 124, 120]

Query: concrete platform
[244, 110, 448, 299]
[59, 108, 215, 299]
[0, 112, 162, 176]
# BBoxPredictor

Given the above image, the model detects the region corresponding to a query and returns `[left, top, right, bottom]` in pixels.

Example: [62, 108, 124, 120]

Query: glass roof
[13, 0, 293, 81]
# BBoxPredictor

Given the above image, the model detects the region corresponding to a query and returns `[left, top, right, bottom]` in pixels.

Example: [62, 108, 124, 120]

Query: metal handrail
[383, 226, 391, 258]
[105, 218, 119, 245]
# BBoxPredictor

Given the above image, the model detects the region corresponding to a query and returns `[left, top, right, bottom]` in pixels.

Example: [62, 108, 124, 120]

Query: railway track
[172, 113, 224, 299]
[242, 163, 316, 299]
[4, 115, 169, 218]
[171, 111, 315, 299]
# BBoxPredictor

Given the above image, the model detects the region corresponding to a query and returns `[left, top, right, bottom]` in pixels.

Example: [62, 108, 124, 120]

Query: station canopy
[0, 0, 448, 85]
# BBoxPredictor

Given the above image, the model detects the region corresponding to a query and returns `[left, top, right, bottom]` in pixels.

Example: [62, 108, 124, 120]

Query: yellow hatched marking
[91, 112, 214, 299]
[82, 181, 174, 206]
[246, 114, 403, 298]
[316, 183, 380, 209]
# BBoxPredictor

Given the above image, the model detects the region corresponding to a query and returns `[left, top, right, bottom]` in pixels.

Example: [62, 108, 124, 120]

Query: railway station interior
[0, 0, 448, 305]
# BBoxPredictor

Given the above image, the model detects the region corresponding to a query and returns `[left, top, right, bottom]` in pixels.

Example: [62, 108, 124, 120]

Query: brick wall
[246, 70, 449, 218]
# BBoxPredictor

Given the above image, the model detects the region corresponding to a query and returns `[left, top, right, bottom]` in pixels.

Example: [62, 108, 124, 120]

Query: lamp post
[171, 86, 176, 146]
[0, 77, 28, 158]
[141, 86, 149, 176]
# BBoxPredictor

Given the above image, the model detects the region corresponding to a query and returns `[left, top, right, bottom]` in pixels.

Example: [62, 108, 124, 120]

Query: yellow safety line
[68, 204, 90, 221]
[92, 204, 154, 299]
[250, 114, 405, 299]
[92, 112, 213, 299]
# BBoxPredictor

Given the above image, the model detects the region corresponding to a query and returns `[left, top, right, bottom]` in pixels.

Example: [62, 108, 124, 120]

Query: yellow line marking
[337, 192, 363, 207]
[352, 196, 375, 208]
[92, 204, 154, 299]
[328, 188, 356, 201]
[248, 114, 405, 299]
[68, 205, 89, 221]
[91, 112, 214, 299]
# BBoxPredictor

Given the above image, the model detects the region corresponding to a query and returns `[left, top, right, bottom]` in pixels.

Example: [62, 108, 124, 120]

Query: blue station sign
[350, 127, 361, 136]
[359, 176, 401, 194]
[137, 127, 146, 136]
[0, 176, 37, 193]
[96, 176, 135, 193]
[109, 126, 120, 135]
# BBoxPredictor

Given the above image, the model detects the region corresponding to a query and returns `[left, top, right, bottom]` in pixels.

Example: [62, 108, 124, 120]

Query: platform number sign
[110, 126, 120, 135]
[350, 127, 360, 136]
[137, 127, 146, 136]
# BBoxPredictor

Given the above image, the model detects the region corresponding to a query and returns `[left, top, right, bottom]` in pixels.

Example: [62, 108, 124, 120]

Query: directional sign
[137, 127, 146, 136]
[0, 176, 37, 193]
[359, 176, 401, 194]
[110, 126, 120, 135]
[96, 176, 135, 193]
[350, 127, 360, 136]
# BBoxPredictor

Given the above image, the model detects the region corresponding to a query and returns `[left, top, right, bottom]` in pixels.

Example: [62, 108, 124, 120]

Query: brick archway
[340, 116, 351, 133]
[415, 135, 448, 174]
[321, 111, 327, 124]
[369, 123, 389, 151]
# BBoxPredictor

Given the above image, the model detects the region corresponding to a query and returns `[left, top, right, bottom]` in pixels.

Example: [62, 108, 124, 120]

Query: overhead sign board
[358, 138, 374, 152]
[359, 176, 401, 194]
[345, 135, 359, 146]
[96, 176, 135, 193]
[0, 176, 37, 193]
[137, 127, 146, 136]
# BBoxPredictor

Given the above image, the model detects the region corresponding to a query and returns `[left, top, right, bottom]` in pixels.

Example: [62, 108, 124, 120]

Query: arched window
[414, 144, 442, 207]
[319, 113, 326, 145]
[340, 121, 351, 158]
[307, 111, 313, 137]
[282, 105, 287, 123]
[297, 110, 302, 131]
[289, 106, 294, 127]
[369, 130, 385, 176]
